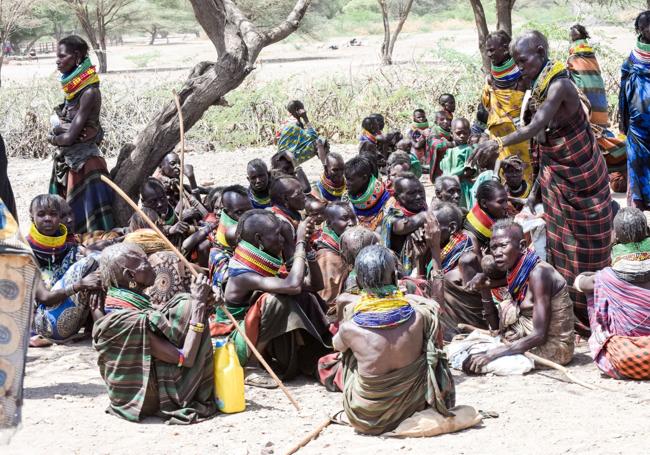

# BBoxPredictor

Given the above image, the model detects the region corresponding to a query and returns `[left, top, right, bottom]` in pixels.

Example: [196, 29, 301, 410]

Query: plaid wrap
[539, 110, 612, 332]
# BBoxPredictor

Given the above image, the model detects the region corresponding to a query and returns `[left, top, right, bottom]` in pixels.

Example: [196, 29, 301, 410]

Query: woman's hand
[79, 271, 103, 292]
[189, 274, 210, 320]
[468, 139, 499, 169]
[296, 218, 310, 242]
[169, 221, 190, 236]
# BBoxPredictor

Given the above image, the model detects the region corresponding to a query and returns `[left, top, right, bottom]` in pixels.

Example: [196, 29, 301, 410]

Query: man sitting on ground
[465, 219, 575, 372]
[312, 152, 347, 202]
[381, 174, 429, 275]
[576, 207, 650, 380]
[345, 155, 393, 231]
[246, 158, 271, 209]
[333, 243, 455, 435]
[314, 201, 358, 307]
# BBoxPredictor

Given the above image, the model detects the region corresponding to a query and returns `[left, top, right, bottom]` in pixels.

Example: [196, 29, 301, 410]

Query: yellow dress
[481, 85, 533, 185]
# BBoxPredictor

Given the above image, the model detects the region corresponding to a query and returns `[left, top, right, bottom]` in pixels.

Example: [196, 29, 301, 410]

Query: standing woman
[48, 35, 114, 233]
[620, 11, 650, 210]
[567, 24, 627, 193]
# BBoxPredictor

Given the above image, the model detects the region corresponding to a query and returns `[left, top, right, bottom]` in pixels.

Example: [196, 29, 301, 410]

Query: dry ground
[5, 147, 649, 455]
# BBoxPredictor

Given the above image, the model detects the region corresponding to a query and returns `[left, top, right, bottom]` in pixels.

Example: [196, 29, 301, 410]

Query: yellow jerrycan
[213, 337, 245, 413]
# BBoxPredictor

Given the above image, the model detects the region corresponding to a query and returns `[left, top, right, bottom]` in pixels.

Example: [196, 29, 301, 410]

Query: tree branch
[262, 0, 312, 46]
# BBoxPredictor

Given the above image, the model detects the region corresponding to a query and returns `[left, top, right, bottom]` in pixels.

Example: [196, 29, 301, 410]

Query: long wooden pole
[456, 323, 597, 390]
[101, 175, 301, 411]
[285, 416, 332, 455]
[173, 91, 186, 217]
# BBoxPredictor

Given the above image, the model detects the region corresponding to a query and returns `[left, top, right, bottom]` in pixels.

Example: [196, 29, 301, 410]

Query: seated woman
[576, 207, 650, 380]
[92, 243, 217, 423]
[434, 181, 508, 337]
[28, 195, 102, 345]
[314, 201, 357, 307]
[215, 210, 330, 387]
[464, 220, 574, 372]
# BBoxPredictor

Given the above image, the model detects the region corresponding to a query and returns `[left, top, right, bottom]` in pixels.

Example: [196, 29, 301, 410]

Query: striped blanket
[50, 155, 114, 234]
[567, 41, 627, 178]
[539, 108, 612, 334]
[92, 293, 217, 423]
[342, 298, 455, 435]
[587, 267, 650, 379]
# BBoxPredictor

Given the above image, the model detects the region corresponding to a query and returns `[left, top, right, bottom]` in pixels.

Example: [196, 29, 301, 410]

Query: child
[440, 118, 475, 209]
[409, 109, 431, 165]
[426, 110, 454, 181]
[439, 93, 456, 117]
[501, 155, 530, 216]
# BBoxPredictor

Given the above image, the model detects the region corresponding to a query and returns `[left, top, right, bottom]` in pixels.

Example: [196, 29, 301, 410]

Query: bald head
[341, 226, 379, 265]
[513, 30, 549, 55]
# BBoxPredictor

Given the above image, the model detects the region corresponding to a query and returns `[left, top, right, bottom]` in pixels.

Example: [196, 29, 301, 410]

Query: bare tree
[0, 0, 38, 86]
[377, 0, 415, 65]
[64, 0, 134, 73]
[468, 0, 517, 72]
[110, 0, 313, 223]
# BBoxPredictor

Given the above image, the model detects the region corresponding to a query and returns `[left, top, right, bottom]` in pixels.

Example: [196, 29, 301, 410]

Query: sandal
[29, 334, 53, 348]
[244, 371, 278, 389]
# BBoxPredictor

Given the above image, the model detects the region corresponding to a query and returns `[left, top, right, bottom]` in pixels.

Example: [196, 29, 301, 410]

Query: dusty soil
[5, 147, 649, 455]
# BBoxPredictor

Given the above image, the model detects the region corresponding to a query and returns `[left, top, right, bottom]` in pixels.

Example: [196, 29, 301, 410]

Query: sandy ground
[5, 147, 649, 455]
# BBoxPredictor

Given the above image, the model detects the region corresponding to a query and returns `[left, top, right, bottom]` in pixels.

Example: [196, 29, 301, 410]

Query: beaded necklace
[231, 240, 282, 277]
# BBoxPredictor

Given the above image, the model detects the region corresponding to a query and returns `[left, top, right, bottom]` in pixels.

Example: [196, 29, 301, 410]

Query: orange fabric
[604, 335, 650, 379]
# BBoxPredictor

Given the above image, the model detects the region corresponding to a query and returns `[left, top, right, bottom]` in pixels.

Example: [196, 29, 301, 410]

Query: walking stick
[173, 91, 186, 217]
[456, 323, 598, 390]
[101, 175, 301, 411]
[285, 416, 333, 455]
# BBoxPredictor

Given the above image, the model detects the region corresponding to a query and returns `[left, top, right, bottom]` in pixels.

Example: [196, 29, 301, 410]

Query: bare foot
[29, 334, 53, 348]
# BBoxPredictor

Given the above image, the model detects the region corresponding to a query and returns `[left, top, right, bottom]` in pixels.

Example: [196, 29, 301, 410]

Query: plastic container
[213, 337, 245, 413]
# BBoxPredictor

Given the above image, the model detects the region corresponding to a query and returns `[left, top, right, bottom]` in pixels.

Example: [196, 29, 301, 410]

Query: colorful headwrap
[248, 188, 271, 209]
[464, 204, 495, 247]
[352, 286, 415, 329]
[531, 60, 567, 105]
[507, 249, 540, 305]
[569, 38, 595, 55]
[611, 238, 650, 282]
[104, 287, 152, 312]
[26, 223, 71, 263]
[315, 173, 346, 201]
[215, 211, 237, 248]
[314, 226, 341, 254]
[60, 57, 100, 101]
[349, 174, 390, 218]
[630, 39, 650, 67]
[491, 57, 522, 88]
[271, 205, 301, 230]
[229, 240, 282, 278]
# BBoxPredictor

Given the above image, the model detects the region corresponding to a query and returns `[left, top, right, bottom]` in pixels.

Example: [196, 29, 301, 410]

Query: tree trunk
[469, 0, 491, 72]
[496, 0, 516, 37]
[110, 0, 313, 224]
[386, 0, 414, 65]
[378, 0, 392, 65]
[149, 27, 157, 45]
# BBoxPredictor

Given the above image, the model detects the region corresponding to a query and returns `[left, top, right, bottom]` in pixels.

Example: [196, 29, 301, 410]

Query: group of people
[2, 15, 650, 437]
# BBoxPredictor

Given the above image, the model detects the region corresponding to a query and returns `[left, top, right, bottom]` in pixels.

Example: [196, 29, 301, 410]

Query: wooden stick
[456, 323, 597, 390]
[173, 90, 186, 217]
[101, 175, 302, 411]
[285, 417, 332, 455]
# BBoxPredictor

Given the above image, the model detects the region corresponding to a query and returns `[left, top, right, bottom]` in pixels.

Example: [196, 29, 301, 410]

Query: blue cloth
[34, 253, 98, 340]
[620, 57, 650, 206]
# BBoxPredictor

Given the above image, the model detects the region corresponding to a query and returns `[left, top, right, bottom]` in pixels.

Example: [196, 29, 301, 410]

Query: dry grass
[0, 45, 626, 158]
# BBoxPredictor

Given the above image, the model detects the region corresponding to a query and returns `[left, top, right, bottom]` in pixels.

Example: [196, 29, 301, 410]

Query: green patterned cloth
[342, 298, 455, 435]
[92, 293, 217, 424]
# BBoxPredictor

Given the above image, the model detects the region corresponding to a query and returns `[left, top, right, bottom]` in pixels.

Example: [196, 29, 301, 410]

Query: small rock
[264, 441, 274, 447]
